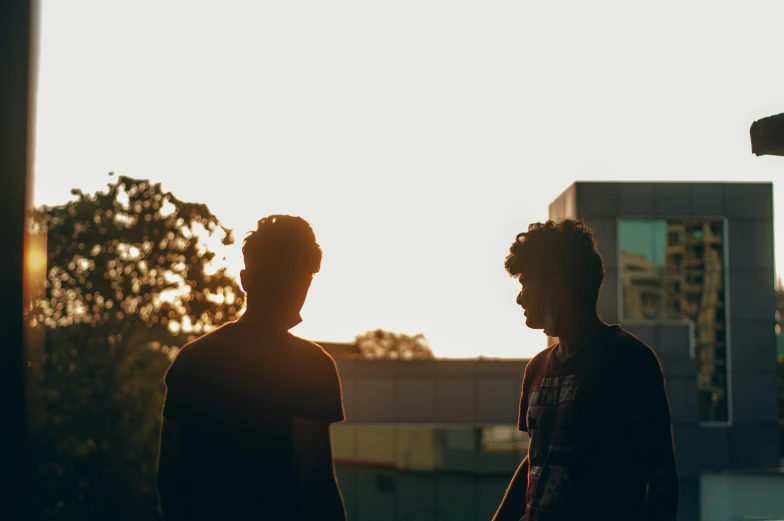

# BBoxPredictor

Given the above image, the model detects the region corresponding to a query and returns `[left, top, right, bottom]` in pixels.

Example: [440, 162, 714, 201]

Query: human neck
[554, 311, 607, 357]
[240, 299, 302, 331]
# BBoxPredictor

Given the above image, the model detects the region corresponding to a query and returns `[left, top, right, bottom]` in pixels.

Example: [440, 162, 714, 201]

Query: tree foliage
[27, 174, 244, 520]
[355, 329, 435, 360]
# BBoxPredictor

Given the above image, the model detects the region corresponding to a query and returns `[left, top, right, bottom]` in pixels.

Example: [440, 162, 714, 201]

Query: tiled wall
[336, 464, 513, 521]
[700, 472, 784, 521]
[329, 182, 781, 521]
[334, 359, 527, 425]
[331, 359, 529, 521]
[552, 181, 780, 521]
[569, 181, 780, 469]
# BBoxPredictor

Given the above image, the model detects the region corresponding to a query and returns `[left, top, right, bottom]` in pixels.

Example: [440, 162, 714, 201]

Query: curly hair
[242, 215, 322, 282]
[504, 219, 604, 304]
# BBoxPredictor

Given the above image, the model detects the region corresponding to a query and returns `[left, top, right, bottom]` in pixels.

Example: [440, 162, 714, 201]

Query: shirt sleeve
[292, 350, 345, 424]
[162, 353, 188, 422]
[518, 363, 532, 432]
[632, 346, 679, 521]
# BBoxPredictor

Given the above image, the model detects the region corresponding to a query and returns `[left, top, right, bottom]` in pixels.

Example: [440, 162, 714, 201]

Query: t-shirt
[162, 320, 345, 520]
[518, 325, 679, 521]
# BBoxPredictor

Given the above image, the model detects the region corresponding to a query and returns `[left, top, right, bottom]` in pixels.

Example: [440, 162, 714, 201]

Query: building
[776, 284, 784, 357]
[330, 181, 783, 521]
[549, 181, 782, 521]
[320, 341, 363, 358]
[330, 358, 529, 521]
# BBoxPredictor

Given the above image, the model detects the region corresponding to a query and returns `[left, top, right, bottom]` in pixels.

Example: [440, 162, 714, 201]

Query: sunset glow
[32, 0, 784, 358]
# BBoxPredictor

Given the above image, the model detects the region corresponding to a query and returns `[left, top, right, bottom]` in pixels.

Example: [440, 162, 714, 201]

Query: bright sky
[33, 1, 784, 359]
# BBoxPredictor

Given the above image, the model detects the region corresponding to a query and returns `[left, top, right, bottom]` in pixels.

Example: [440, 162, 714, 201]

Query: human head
[504, 219, 604, 336]
[240, 215, 322, 313]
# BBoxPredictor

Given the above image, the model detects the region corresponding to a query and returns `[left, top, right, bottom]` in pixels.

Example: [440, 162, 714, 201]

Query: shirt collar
[239, 306, 302, 331]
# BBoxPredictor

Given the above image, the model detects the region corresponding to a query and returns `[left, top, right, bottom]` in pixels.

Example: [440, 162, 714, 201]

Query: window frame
[616, 215, 733, 427]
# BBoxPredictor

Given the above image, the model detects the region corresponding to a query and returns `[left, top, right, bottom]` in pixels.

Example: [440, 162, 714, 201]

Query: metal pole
[0, 1, 39, 520]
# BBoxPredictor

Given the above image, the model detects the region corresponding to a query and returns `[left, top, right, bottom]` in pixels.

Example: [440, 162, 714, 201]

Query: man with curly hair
[157, 215, 346, 521]
[492, 219, 679, 521]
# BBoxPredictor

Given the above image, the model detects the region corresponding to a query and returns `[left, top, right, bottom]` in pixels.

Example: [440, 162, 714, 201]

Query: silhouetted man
[157, 215, 346, 521]
[492, 219, 678, 521]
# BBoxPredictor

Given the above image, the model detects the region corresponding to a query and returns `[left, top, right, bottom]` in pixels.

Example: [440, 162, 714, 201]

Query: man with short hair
[157, 215, 346, 521]
[492, 219, 679, 521]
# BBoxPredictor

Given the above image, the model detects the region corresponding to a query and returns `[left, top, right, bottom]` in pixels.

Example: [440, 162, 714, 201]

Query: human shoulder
[523, 342, 557, 382]
[531, 342, 557, 365]
[170, 322, 237, 368]
[608, 326, 663, 373]
[285, 334, 338, 366]
[285, 334, 345, 422]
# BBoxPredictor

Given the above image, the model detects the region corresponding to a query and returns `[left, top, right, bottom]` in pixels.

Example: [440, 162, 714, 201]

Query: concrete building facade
[328, 181, 782, 521]
[331, 358, 529, 521]
[549, 181, 781, 521]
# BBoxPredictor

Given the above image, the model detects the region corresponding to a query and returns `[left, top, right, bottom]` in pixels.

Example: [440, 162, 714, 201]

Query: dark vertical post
[0, 1, 39, 519]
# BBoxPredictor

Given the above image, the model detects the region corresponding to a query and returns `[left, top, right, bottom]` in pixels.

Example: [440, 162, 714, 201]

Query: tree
[355, 329, 435, 360]
[26, 174, 245, 521]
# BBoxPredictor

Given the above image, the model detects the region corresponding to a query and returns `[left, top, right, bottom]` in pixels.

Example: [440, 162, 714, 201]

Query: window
[331, 424, 528, 520]
[331, 424, 528, 471]
[619, 219, 729, 423]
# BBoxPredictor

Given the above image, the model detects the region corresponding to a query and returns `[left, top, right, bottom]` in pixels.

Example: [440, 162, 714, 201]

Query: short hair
[242, 215, 322, 283]
[504, 219, 604, 304]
